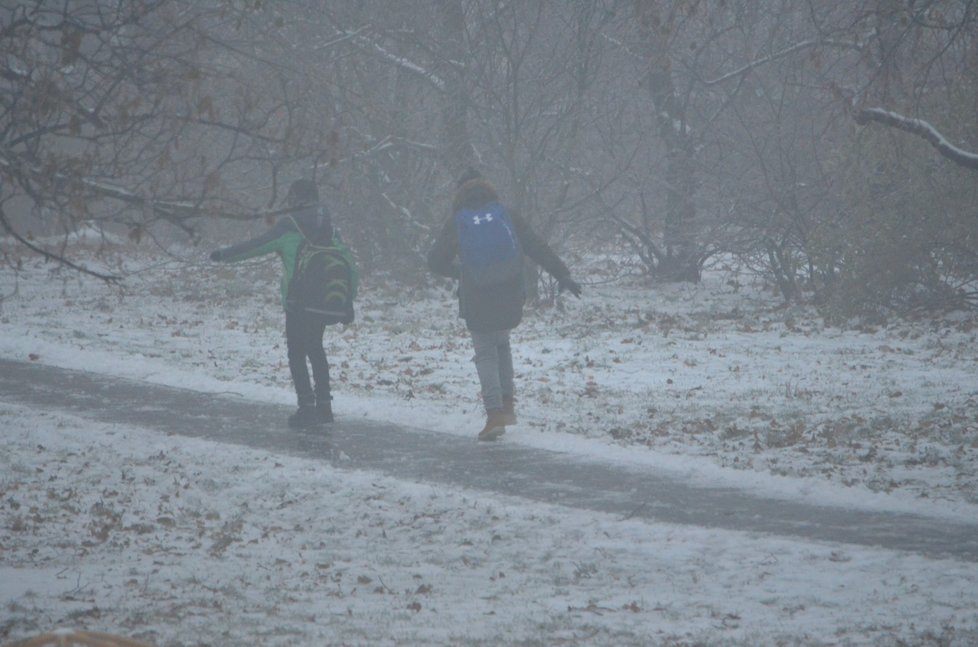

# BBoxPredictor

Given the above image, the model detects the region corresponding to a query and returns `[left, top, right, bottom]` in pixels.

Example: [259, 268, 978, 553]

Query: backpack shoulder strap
[329, 232, 359, 300]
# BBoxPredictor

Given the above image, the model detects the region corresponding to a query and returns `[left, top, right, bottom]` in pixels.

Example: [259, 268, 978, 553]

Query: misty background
[2, 0, 976, 320]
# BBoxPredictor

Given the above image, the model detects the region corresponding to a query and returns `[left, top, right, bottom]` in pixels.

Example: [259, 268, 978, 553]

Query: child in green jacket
[210, 179, 339, 428]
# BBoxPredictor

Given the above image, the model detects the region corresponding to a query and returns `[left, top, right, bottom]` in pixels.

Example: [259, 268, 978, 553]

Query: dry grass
[4, 630, 154, 647]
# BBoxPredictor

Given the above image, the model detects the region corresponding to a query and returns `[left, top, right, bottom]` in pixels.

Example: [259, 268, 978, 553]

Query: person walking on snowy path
[427, 169, 582, 441]
[210, 179, 355, 429]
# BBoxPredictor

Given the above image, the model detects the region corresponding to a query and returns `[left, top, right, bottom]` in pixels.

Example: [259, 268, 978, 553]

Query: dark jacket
[427, 178, 573, 332]
[211, 205, 333, 310]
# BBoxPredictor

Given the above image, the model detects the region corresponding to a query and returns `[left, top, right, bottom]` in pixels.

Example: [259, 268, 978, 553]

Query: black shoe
[317, 398, 334, 424]
[288, 405, 323, 428]
[316, 403, 333, 425]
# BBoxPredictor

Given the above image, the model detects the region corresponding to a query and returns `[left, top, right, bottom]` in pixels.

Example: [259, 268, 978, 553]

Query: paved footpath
[3, 358, 977, 561]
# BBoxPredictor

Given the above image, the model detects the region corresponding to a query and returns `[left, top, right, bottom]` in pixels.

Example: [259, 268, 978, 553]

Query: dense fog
[2, 1, 976, 317]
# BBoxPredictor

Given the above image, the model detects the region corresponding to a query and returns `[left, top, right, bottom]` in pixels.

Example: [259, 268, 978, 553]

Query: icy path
[4, 358, 976, 562]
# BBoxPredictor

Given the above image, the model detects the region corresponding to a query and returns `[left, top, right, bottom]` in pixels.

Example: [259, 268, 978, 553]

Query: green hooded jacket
[211, 205, 358, 309]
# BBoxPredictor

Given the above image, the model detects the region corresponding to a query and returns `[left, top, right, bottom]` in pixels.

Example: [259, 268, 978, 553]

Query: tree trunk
[635, 0, 700, 282]
[437, 0, 474, 172]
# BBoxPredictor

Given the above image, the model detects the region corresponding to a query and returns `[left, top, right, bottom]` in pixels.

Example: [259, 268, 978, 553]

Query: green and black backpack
[288, 233, 358, 325]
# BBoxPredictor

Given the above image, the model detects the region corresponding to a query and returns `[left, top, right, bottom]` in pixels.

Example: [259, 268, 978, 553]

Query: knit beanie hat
[287, 178, 319, 205]
[455, 167, 482, 188]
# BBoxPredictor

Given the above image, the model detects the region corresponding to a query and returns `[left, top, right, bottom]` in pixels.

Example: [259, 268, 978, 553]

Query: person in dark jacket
[427, 169, 581, 441]
[210, 179, 337, 429]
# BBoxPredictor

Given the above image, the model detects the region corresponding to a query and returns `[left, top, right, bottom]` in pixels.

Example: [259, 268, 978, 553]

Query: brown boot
[502, 396, 517, 426]
[478, 409, 507, 441]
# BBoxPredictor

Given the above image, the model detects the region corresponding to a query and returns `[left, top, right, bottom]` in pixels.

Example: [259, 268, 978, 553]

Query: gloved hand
[558, 277, 582, 298]
[209, 249, 224, 262]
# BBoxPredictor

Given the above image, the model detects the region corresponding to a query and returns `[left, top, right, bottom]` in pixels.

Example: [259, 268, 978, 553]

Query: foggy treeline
[2, 1, 976, 318]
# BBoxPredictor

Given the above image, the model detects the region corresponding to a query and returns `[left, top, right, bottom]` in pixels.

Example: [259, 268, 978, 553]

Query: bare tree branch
[855, 108, 978, 171]
[0, 208, 121, 281]
[349, 31, 447, 92]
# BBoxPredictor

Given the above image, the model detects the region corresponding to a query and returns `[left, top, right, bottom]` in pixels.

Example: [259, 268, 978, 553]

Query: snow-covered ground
[2, 236, 977, 646]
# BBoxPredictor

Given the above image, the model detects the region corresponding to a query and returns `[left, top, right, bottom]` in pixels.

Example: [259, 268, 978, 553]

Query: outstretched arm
[511, 211, 581, 297]
[211, 219, 290, 263]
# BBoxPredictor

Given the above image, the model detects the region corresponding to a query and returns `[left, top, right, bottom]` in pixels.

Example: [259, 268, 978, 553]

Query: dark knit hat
[287, 178, 319, 205]
[455, 166, 482, 188]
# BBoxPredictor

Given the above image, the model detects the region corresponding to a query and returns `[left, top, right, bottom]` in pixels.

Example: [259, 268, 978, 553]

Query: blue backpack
[454, 201, 522, 286]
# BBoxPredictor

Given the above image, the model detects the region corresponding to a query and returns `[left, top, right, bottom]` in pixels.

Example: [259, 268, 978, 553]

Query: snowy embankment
[3, 240, 976, 510]
[2, 239, 977, 646]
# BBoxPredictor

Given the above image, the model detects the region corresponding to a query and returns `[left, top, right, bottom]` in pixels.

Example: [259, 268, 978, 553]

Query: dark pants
[285, 310, 329, 407]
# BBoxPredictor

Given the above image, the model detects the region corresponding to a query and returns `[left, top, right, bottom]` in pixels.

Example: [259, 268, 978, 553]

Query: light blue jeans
[471, 330, 514, 412]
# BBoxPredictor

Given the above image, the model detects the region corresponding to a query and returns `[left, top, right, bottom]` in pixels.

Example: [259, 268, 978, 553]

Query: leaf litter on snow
[1, 242, 977, 508]
[3, 241, 978, 646]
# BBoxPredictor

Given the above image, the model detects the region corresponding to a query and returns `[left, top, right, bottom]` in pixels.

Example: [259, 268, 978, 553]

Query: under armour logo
[472, 213, 494, 225]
